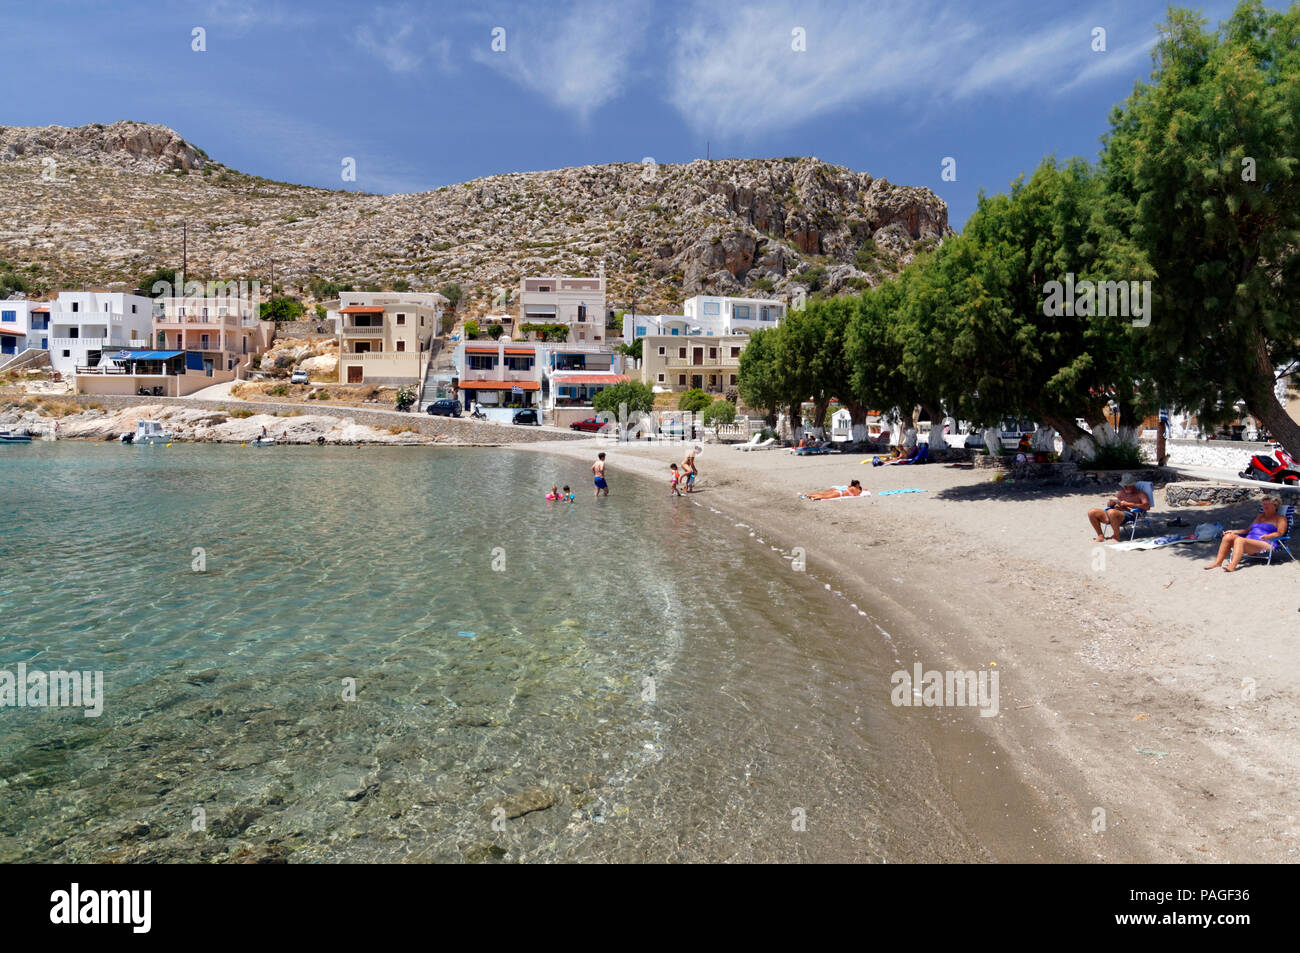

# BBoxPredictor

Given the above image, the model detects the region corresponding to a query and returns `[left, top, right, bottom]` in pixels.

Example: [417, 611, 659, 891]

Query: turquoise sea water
[0, 442, 986, 862]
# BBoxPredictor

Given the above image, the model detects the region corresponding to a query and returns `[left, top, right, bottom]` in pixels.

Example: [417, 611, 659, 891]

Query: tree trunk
[844, 400, 869, 442]
[811, 397, 830, 438]
[786, 401, 803, 440]
[1246, 329, 1300, 456]
[1041, 413, 1090, 447]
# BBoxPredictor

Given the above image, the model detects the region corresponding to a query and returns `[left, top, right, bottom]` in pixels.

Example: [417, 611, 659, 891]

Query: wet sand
[526, 437, 1300, 863]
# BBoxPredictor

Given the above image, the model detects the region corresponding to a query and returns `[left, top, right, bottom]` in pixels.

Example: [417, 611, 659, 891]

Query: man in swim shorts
[593, 451, 609, 498]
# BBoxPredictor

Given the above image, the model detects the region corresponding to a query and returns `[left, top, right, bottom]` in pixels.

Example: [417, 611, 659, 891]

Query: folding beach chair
[898, 443, 930, 465]
[1240, 504, 1296, 566]
[1122, 480, 1157, 541]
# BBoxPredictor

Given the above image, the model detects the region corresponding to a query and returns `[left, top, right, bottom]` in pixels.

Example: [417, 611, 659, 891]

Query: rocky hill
[0, 121, 953, 314]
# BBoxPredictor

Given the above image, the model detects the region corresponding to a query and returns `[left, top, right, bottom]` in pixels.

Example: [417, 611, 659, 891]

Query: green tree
[701, 398, 736, 426]
[678, 387, 712, 413]
[463, 319, 481, 338]
[260, 297, 306, 322]
[898, 158, 1150, 442]
[737, 327, 784, 423]
[135, 267, 181, 297]
[1102, 0, 1300, 455]
[616, 338, 644, 360]
[439, 283, 464, 309]
[487, 323, 504, 339]
[592, 380, 655, 416]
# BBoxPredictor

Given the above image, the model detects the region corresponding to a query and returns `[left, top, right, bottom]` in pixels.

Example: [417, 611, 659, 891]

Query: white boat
[251, 437, 276, 446]
[0, 429, 33, 444]
[121, 420, 175, 444]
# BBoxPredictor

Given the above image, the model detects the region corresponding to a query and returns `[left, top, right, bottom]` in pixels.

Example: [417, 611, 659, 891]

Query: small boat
[0, 429, 33, 443]
[121, 420, 175, 444]
[250, 437, 277, 446]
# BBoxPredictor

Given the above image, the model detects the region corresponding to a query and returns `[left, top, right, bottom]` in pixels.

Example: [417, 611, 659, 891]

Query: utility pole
[181, 220, 187, 290]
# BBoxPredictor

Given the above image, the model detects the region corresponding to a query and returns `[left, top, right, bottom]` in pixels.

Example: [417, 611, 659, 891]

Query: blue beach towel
[877, 488, 926, 496]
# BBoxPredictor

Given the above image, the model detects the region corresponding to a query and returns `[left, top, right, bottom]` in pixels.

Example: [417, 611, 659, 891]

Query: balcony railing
[49, 337, 111, 349]
[461, 369, 540, 382]
[340, 351, 410, 362]
[155, 313, 247, 327]
[340, 325, 386, 336]
[663, 356, 737, 368]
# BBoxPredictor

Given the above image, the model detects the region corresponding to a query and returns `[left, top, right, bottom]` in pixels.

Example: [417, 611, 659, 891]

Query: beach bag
[1194, 522, 1223, 541]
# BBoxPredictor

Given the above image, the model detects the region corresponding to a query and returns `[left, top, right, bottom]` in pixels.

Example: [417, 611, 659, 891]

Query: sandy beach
[525, 436, 1300, 863]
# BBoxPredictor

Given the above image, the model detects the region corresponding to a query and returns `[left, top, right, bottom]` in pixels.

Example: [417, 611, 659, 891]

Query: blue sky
[1, 0, 1265, 229]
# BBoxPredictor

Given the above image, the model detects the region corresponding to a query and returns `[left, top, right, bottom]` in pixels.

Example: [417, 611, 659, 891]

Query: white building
[45, 291, 154, 377]
[622, 294, 787, 343]
[0, 301, 48, 363]
[519, 276, 608, 344]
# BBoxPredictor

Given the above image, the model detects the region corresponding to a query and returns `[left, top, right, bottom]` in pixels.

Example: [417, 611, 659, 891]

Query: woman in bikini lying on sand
[802, 480, 864, 500]
[1204, 495, 1288, 572]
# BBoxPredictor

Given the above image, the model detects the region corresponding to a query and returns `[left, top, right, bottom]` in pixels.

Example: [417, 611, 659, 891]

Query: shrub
[464, 319, 481, 338]
[749, 277, 774, 292]
[701, 398, 736, 426]
[592, 380, 656, 416]
[853, 241, 879, 270]
[677, 388, 712, 414]
[487, 323, 504, 340]
[230, 409, 255, 418]
[439, 283, 464, 308]
[274, 355, 293, 369]
[268, 384, 289, 397]
[1082, 442, 1146, 470]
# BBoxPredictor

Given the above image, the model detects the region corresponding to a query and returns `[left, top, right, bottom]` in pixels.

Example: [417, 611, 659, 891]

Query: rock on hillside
[0, 121, 211, 173]
[0, 122, 952, 313]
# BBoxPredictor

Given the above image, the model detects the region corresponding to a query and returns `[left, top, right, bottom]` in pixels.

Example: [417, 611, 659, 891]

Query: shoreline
[520, 436, 1300, 863]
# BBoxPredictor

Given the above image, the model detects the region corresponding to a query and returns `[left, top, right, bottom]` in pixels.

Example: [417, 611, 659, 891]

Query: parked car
[965, 419, 1036, 451]
[426, 398, 462, 417]
[290, 369, 309, 384]
[512, 408, 539, 426]
[570, 417, 608, 433]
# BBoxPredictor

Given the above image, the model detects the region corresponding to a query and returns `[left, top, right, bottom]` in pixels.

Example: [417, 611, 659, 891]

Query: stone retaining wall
[275, 321, 334, 339]
[1164, 482, 1300, 507]
[1138, 437, 1262, 471]
[974, 456, 1178, 486]
[56, 393, 583, 444]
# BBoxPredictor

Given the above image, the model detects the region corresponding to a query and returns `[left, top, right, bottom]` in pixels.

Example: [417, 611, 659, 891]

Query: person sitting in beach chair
[896, 443, 930, 465]
[1087, 473, 1151, 542]
[802, 480, 865, 501]
[872, 444, 917, 466]
[1204, 496, 1290, 571]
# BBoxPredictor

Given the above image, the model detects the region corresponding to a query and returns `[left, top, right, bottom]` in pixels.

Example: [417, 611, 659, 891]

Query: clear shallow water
[0, 442, 986, 862]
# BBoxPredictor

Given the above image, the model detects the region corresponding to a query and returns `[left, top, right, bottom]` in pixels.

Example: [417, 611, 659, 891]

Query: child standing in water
[669, 463, 683, 497]
[562, 485, 575, 502]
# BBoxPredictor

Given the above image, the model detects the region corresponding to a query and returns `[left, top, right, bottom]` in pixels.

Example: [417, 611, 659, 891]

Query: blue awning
[112, 350, 184, 361]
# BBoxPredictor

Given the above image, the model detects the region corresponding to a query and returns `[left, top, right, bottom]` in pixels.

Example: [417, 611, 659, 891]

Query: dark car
[512, 408, 540, 426]
[569, 417, 608, 433]
[426, 398, 462, 417]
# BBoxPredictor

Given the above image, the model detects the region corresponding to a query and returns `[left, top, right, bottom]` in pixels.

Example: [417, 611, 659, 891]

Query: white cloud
[204, 0, 293, 33]
[356, 21, 423, 74]
[665, 0, 1165, 138]
[352, 6, 457, 76]
[472, 0, 651, 121]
